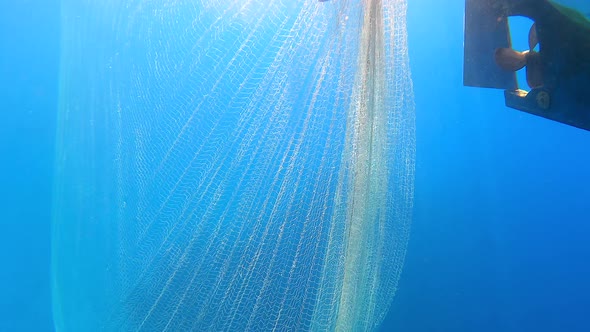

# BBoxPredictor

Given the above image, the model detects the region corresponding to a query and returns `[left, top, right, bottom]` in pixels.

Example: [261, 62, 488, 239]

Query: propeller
[494, 23, 543, 89]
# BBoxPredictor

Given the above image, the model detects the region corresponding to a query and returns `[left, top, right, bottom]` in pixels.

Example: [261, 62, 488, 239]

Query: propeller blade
[528, 22, 538, 51]
[494, 48, 528, 72]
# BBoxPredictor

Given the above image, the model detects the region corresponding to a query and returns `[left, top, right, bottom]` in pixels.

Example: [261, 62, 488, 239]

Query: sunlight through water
[51, 0, 415, 330]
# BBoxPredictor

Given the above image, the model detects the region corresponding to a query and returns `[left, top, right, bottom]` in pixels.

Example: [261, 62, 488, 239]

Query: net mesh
[52, 0, 415, 331]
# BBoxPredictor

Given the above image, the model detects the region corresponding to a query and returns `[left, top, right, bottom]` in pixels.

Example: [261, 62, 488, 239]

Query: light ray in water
[51, 0, 415, 331]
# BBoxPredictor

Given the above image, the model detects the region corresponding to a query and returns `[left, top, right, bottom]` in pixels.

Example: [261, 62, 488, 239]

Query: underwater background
[1, 0, 589, 331]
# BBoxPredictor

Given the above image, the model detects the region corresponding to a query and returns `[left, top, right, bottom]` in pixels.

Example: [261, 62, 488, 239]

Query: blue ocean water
[0, 0, 59, 331]
[1, 1, 589, 332]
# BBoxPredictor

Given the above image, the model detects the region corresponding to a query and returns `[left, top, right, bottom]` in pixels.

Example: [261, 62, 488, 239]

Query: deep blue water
[1, 0, 589, 331]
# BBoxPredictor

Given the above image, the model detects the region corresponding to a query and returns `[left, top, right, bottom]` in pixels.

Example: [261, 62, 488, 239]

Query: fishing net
[52, 1, 415, 331]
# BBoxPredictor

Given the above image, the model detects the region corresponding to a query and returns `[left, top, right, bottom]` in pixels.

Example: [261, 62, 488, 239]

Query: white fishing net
[52, 1, 415, 331]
